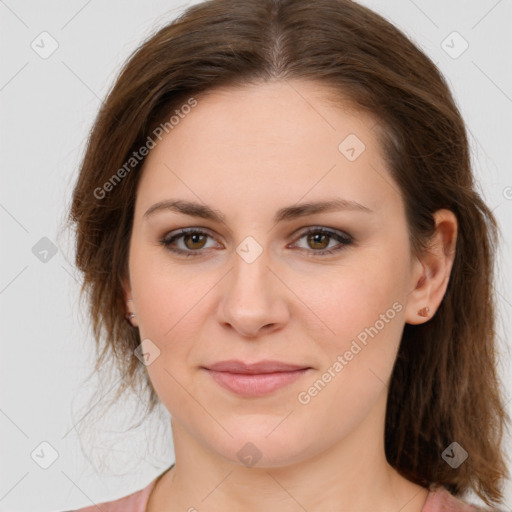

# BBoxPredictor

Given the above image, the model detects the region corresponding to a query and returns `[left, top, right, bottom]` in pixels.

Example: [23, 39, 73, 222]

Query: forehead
[134, 79, 397, 219]
[168, 79, 376, 145]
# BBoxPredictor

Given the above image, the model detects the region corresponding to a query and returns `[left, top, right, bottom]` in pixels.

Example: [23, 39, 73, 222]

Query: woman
[65, 0, 509, 510]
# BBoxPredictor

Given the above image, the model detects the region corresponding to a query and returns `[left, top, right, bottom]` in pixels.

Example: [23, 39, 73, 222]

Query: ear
[121, 275, 138, 328]
[405, 209, 458, 325]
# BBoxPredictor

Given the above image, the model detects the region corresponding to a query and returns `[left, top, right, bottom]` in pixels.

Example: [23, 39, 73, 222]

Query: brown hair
[66, 0, 510, 506]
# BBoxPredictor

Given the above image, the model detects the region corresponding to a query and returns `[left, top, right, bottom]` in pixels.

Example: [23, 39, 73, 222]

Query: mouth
[201, 360, 312, 397]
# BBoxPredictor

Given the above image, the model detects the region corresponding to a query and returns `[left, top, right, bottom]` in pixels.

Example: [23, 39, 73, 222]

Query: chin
[205, 422, 310, 469]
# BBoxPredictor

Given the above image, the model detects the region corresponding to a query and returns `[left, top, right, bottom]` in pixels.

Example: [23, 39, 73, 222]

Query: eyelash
[159, 227, 353, 258]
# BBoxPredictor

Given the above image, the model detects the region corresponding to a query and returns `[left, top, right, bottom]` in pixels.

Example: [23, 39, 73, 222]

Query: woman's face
[125, 79, 424, 467]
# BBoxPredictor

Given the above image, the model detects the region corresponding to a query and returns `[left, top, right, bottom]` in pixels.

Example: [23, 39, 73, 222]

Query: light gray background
[1, 1, 511, 511]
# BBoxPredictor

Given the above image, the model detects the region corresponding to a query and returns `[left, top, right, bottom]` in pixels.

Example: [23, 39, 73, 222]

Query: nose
[215, 245, 290, 338]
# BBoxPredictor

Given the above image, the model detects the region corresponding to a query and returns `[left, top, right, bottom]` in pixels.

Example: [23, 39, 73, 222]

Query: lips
[205, 359, 310, 373]
[202, 359, 312, 396]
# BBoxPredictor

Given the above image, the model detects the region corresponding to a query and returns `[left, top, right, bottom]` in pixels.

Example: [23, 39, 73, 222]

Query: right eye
[160, 228, 221, 257]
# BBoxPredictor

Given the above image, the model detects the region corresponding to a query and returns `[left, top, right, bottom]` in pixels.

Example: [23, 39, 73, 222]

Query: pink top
[66, 471, 497, 512]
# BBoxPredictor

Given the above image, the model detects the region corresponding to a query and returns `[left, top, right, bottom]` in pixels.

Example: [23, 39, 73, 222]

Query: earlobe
[121, 277, 138, 327]
[404, 209, 458, 326]
[125, 298, 138, 327]
[405, 259, 433, 325]
[125, 308, 137, 326]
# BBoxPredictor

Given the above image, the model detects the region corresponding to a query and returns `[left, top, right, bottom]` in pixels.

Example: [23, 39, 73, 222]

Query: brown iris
[307, 232, 330, 250]
[183, 233, 208, 250]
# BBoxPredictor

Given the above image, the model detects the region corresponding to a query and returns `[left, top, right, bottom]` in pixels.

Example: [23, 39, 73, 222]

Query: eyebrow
[143, 198, 374, 223]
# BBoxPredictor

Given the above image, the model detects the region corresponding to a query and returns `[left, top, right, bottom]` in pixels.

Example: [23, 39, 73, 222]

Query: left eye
[290, 228, 353, 255]
[160, 227, 353, 257]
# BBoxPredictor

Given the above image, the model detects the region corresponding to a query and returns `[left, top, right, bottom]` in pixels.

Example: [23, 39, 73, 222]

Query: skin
[122, 79, 457, 512]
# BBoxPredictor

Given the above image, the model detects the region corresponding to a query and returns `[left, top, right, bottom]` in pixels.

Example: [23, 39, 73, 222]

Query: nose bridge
[229, 238, 274, 310]
[217, 235, 288, 336]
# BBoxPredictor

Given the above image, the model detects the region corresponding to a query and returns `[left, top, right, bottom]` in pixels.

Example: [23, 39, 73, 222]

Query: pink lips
[203, 360, 311, 397]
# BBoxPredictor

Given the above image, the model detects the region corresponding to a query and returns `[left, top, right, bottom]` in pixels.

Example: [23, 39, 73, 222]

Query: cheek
[129, 245, 215, 389]
[297, 259, 406, 398]
[130, 243, 205, 336]
[131, 261, 201, 417]
[301, 263, 404, 342]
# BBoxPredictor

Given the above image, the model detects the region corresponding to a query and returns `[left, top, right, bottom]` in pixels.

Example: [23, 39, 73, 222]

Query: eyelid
[160, 225, 353, 256]
[290, 225, 352, 240]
